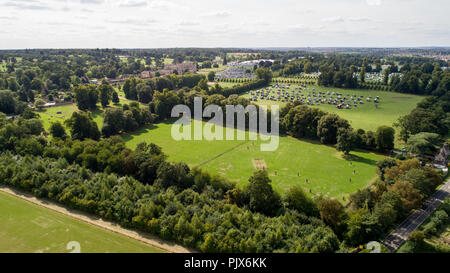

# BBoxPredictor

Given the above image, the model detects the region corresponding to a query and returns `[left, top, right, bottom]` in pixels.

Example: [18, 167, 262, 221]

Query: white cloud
[0, 0, 448, 48]
[348, 17, 372, 22]
[107, 18, 157, 25]
[149, 0, 185, 10]
[80, 0, 104, 4]
[201, 11, 232, 18]
[118, 0, 148, 8]
[322, 16, 344, 23]
[366, 0, 382, 6]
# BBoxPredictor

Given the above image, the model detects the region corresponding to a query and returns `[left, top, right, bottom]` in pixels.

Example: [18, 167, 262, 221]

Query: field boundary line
[195, 140, 249, 167]
[0, 186, 195, 253]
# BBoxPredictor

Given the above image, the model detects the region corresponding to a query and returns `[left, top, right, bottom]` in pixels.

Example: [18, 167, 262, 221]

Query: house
[140, 71, 154, 79]
[163, 62, 197, 75]
[434, 143, 449, 166]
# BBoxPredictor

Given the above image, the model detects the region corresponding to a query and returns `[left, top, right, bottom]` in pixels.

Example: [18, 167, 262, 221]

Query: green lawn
[241, 84, 423, 132]
[208, 81, 240, 88]
[0, 191, 166, 253]
[37, 104, 78, 130]
[123, 119, 386, 200]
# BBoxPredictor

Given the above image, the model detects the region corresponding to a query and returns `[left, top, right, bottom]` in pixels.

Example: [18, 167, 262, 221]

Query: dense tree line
[395, 72, 449, 142]
[122, 73, 205, 103]
[0, 114, 340, 252]
[280, 102, 395, 153]
[102, 103, 156, 137]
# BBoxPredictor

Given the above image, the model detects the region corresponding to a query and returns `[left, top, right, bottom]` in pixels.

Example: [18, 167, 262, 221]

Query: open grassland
[0, 191, 166, 253]
[37, 104, 78, 130]
[241, 84, 423, 132]
[123, 119, 385, 200]
[208, 81, 239, 88]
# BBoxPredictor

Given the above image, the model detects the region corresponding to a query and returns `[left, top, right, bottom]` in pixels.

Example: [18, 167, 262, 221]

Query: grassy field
[208, 81, 239, 88]
[0, 191, 166, 253]
[123, 119, 386, 200]
[37, 104, 78, 130]
[241, 84, 423, 132]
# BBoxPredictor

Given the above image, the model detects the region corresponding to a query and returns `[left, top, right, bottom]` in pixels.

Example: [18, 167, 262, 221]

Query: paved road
[382, 178, 450, 252]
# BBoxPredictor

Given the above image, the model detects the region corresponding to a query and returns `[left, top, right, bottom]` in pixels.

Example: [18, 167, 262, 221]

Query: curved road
[382, 178, 450, 252]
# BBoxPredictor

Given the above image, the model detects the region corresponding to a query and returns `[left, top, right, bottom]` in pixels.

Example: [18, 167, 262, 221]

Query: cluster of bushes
[318, 67, 358, 89]
[122, 73, 205, 103]
[0, 90, 28, 115]
[102, 102, 156, 137]
[218, 79, 267, 97]
[272, 78, 316, 85]
[421, 199, 450, 237]
[395, 91, 449, 142]
[336, 158, 443, 245]
[359, 82, 390, 91]
[216, 78, 254, 84]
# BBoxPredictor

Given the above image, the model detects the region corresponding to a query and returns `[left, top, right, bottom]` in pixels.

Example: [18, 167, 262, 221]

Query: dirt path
[0, 186, 196, 253]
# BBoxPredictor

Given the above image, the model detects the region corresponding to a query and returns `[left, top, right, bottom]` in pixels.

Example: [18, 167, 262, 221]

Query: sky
[0, 0, 449, 49]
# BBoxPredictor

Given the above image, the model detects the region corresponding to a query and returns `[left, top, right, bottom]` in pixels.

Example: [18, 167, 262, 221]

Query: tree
[395, 108, 445, 142]
[336, 128, 355, 154]
[49, 121, 67, 139]
[317, 113, 351, 144]
[389, 181, 423, 211]
[112, 91, 120, 104]
[399, 168, 441, 197]
[359, 66, 366, 83]
[410, 230, 426, 250]
[123, 77, 138, 100]
[65, 111, 100, 140]
[98, 82, 113, 108]
[254, 68, 273, 83]
[406, 132, 443, 156]
[376, 158, 397, 181]
[303, 61, 313, 74]
[375, 126, 395, 152]
[207, 71, 215, 82]
[282, 105, 326, 139]
[136, 83, 153, 104]
[30, 78, 44, 92]
[74, 84, 98, 110]
[34, 99, 46, 109]
[102, 108, 125, 136]
[155, 161, 191, 189]
[317, 198, 345, 228]
[345, 207, 381, 245]
[0, 90, 16, 114]
[245, 170, 282, 216]
[285, 186, 318, 216]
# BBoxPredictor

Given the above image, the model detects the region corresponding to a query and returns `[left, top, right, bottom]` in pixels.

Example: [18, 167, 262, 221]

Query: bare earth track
[0, 186, 195, 253]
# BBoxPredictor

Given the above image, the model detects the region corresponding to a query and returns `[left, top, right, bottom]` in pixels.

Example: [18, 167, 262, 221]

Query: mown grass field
[123, 119, 386, 200]
[241, 84, 423, 132]
[0, 191, 166, 253]
[208, 81, 239, 88]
